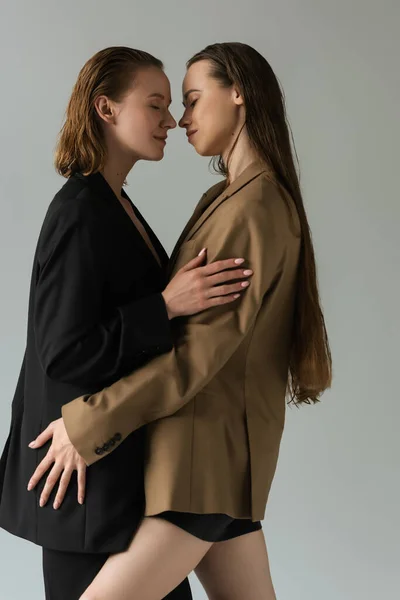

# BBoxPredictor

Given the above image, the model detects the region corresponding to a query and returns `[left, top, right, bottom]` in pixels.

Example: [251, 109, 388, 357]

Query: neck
[101, 141, 138, 200]
[222, 128, 260, 184]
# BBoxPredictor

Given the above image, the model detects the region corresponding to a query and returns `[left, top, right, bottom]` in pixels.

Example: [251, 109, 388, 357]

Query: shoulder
[38, 175, 105, 259]
[46, 174, 104, 226]
[224, 172, 300, 235]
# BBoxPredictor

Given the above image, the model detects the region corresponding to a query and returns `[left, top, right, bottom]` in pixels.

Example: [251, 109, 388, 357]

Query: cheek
[116, 110, 138, 139]
[114, 115, 158, 156]
[197, 103, 234, 152]
[119, 107, 156, 137]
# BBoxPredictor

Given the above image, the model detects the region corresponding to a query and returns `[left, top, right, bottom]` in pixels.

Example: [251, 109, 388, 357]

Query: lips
[187, 130, 198, 141]
[154, 136, 167, 142]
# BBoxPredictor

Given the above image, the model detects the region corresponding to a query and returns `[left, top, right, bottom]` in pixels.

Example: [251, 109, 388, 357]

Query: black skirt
[155, 511, 262, 542]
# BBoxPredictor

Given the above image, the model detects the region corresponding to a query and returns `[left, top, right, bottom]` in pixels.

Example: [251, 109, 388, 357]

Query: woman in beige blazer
[29, 43, 332, 599]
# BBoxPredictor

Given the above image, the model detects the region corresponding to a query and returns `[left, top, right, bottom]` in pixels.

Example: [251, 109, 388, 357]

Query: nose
[179, 109, 190, 129]
[163, 110, 177, 130]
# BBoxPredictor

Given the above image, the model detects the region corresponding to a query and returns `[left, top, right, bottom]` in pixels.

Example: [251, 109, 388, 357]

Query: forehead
[182, 60, 212, 91]
[133, 67, 171, 96]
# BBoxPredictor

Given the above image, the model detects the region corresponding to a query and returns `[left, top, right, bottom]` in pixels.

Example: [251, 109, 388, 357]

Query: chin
[193, 140, 220, 158]
[193, 143, 209, 157]
[144, 149, 165, 162]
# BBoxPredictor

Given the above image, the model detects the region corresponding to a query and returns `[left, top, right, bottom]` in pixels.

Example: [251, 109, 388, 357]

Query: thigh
[42, 548, 109, 600]
[195, 529, 277, 600]
[81, 517, 211, 600]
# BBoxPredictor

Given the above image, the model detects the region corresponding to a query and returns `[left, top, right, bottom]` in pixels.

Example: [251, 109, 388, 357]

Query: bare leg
[79, 517, 212, 600]
[195, 529, 277, 600]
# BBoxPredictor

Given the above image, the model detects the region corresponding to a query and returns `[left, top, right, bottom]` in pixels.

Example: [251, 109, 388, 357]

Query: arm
[62, 187, 292, 465]
[35, 201, 172, 387]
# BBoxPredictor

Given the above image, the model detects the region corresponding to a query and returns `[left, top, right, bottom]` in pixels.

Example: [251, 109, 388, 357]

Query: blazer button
[95, 447, 104, 455]
[113, 433, 122, 442]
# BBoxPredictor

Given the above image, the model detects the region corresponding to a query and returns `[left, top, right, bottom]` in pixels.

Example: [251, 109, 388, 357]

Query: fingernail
[27, 483, 32, 491]
[233, 294, 240, 299]
[243, 269, 253, 276]
[28, 442, 35, 448]
[241, 281, 250, 288]
[39, 499, 44, 508]
[79, 497, 84, 505]
[53, 502, 59, 510]
[198, 248, 206, 256]
[234, 258, 245, 264]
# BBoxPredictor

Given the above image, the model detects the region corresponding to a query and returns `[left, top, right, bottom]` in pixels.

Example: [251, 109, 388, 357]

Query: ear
[94, 95, 115, 124]
[232, 86, 244, 107]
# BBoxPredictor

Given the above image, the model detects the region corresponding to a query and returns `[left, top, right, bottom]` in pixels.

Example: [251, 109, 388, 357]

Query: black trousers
[42, 548, 193, 600]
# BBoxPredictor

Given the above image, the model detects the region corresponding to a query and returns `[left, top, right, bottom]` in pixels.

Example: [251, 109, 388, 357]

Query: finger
[27, 454, 54, 491]
[77, 463, 87, 505]
[207, 293, 242, 307]
[53, 467, 74, 510]
[39, 462, 64, 508]
[29, 423, 54, 449]
[208, 281, 250, 298]
[207, 268, 253, 286]
[180, 248, 207, 272]
[202, 258, 246, 276]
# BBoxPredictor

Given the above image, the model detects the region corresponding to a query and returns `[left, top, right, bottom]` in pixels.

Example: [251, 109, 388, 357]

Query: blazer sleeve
[62, 184, 295, 465]
[34, 201, 172, 387]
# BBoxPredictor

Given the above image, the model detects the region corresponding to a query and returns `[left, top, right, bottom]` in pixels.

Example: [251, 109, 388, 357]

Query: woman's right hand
[162, 248, 253, 319]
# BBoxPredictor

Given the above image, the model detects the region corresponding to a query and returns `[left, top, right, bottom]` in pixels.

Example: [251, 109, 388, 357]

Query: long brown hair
[187, 43, 332, 405]
[55, 46, 163, 178]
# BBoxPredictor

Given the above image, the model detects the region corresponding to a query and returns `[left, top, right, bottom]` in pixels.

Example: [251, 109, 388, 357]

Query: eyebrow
[147, 93, 172, 106]
[182, 89, 201, 106]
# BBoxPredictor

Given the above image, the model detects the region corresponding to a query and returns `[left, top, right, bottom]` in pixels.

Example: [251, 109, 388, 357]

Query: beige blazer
[62, 162, 301, 521]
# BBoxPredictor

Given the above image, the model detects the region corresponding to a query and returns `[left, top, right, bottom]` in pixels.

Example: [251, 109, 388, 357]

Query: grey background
[0, 0, 399, 598]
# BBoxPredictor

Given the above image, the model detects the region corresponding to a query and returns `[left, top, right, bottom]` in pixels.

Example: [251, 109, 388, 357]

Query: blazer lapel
[168, 162, 267, 276]
[131, 203, 170, 273]
[187, 162, 268, 239]
[77, 172, 169, 277]
[168, 179, 226, 275]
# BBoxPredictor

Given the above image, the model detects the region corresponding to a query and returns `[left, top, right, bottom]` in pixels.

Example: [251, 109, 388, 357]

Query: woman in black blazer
[0, 47, 251, 600]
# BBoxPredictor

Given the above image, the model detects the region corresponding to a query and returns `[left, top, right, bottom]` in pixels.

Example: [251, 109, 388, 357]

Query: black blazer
[0, 172, 173, 553]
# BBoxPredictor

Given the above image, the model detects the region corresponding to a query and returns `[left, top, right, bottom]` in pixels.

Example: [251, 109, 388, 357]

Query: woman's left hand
[27, 418, 87, 510]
